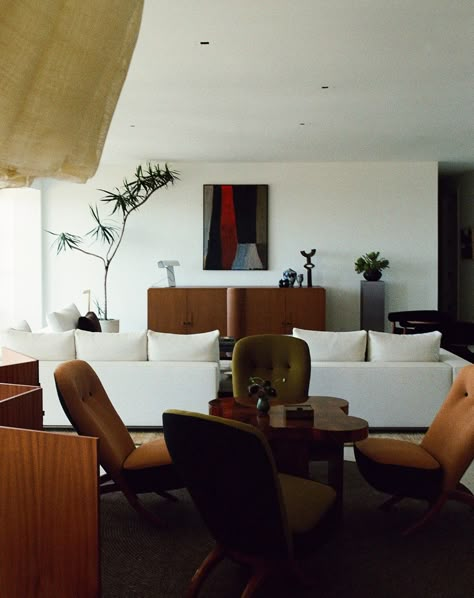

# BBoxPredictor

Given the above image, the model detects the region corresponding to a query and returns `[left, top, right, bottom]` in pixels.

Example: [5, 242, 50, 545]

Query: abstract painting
[203, 184, 268, 270]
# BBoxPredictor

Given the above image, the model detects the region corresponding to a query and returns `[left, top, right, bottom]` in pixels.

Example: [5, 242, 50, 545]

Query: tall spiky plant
[48, 163, 179, 320]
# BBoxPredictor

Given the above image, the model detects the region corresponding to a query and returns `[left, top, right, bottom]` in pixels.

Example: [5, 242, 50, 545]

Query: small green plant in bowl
[354, 251, 389, 281]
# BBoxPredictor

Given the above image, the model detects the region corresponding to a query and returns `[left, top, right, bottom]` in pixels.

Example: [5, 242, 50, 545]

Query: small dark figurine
[296, 273, 304, 287]
[300, 249, 316, 287]
[282, 268, 297, 287]
[279, 278, 290, 287]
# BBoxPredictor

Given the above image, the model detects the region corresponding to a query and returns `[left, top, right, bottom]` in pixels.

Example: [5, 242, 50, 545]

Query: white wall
[41, 161, 438, 332]
[458, 172, 474, 321]
[0, 187, 43, 330]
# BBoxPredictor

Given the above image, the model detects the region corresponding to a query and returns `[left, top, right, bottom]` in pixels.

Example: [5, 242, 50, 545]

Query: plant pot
[363, 270, 382, 281]
[100, 319, 120, 333]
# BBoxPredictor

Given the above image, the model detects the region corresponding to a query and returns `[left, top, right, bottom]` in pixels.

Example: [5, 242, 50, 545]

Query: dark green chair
[231, 334, 311, 404]
[163, 409, 337, 597]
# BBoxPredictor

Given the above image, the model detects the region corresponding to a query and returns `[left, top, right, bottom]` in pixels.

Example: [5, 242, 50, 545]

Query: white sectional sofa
[0, 328, 221, 427]
[1, 323, 470, 430]
[292, 328, 470, 429]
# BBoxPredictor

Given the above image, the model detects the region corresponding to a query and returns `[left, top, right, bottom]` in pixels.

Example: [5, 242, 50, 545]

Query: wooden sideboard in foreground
[0, 347, 40, 386]
[0, 426, 99, 597]
[0, 348, 42, 429]
[0, 352, 100, 597]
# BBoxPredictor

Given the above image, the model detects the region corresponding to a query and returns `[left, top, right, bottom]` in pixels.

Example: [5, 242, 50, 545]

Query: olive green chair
[163, 409, 337, 597]
[55, 359, 182, 526]
[231, 334, 311, 404]
[355, 364, 474, 535]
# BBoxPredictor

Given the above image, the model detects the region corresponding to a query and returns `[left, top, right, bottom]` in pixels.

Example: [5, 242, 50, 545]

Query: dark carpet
[100, 462, 474, 598]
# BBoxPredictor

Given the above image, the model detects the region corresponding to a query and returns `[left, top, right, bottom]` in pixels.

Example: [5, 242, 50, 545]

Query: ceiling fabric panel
[0, 0, 144, 188]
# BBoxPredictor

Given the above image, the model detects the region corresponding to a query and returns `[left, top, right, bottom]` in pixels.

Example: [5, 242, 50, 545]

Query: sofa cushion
[1, 329, 75, 360]
[11, 319, 32, 332]
[46, 303, 81, 332]
[147, 330, 220, 362]
[75, 330, 147, 361]
[77, 311, 102, 332]
[368, 330, 441, 362]
[292, 328, 367, 361]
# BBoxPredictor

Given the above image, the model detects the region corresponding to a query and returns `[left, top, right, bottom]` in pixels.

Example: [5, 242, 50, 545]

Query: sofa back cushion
[0, 329, 75, 360]
[46, 303, 81, 332]
[147, 330, 220, 362]
[75, 330, 147, 361]
[368, 330, 441, 362]
[292, 328, 367, 361]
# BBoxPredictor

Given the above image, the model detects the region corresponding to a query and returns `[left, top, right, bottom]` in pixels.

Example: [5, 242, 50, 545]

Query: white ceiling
[101, 0, 474, 174]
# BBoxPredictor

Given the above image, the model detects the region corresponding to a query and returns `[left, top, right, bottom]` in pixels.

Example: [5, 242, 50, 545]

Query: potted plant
[354, 251, 389, 281]
[48, 163, 179, 329]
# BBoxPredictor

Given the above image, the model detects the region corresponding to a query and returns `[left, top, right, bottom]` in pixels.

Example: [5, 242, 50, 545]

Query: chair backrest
[54, 360, 136, 478]
[422, 364, 474, 491]
[231, 334, 310, 404]
[162, 409, 292, 559]
[387, 310, 451, 334]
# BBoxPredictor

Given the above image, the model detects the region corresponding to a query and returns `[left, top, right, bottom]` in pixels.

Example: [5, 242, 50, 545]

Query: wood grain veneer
[0, 427, 99, 597]
[0, 384, 43, 430]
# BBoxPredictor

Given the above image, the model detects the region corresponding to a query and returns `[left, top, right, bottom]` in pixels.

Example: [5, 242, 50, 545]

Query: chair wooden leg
[185, 545, 225, 598]
[124, 490, 165, 527]
[241, 558, 313, 597]
[241, 566, 270, 598]
[402, 495, 447, 536]
[403, 487, 474, 536]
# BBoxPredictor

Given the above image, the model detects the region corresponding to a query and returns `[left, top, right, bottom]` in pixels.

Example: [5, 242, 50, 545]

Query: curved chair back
[388, 310, 451, 335]
[231, 334, 310, 404]
[422, 364, 474, 491]
[163, 410, 292, 559]
[54, 360, 136, 479]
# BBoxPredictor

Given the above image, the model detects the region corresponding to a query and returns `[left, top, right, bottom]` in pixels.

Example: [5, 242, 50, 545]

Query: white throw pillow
[11, 319, 32, 332]
[368, 330, 441, 362]
[147, 330, 220, 362]
[46, 303, 81, 332]
[292, 328, 367, 361]
[1, 329, 75, 360]
[75, 330, 147, 361]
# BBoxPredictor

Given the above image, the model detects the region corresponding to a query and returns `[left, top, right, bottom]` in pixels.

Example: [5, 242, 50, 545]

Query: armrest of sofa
[439, 348, 472, 380]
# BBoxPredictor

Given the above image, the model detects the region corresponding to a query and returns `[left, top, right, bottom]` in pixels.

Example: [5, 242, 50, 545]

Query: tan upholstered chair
[54, 359, 182, 525]
[354, 364, 474, 534]
[162, 409, 336, 597]
[231, 334, 311, 404]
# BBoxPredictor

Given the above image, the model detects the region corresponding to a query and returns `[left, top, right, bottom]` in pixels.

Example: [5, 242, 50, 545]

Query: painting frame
[203, 184, 268, 270]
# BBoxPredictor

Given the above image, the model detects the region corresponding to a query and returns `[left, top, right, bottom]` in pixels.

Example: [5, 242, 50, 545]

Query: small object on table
[285, 404, 314, 420]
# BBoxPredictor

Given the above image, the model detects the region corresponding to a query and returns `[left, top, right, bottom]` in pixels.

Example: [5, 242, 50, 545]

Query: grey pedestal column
[360, 281, 385, 331]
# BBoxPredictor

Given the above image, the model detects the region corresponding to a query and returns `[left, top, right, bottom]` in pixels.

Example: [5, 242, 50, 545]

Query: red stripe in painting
[220, 185, 238, 269]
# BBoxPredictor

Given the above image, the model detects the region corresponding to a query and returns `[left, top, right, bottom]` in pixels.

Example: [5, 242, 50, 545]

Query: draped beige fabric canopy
[0, 0, 144, 188]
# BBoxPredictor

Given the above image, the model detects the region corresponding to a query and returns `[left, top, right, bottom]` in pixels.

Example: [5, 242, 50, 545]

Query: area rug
[100, 462, 474, 598]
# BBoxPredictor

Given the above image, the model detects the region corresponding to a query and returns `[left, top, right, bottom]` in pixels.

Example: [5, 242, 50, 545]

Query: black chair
[388, 311, 474, 362]
[387, 310, 451, 335]
[163, 409, 337, 597]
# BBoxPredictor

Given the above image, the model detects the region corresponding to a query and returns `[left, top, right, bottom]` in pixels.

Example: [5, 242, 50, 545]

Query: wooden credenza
[148, 287, 228, 334]
[148, 286, 326, 339]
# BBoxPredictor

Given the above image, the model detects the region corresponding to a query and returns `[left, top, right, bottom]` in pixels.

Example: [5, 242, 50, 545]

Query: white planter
[100, 319, 120, 333]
